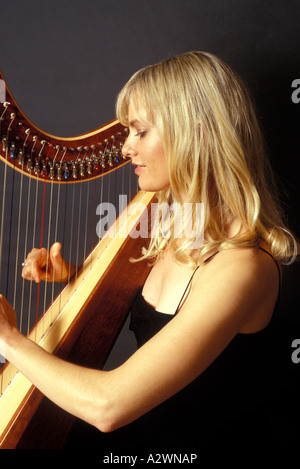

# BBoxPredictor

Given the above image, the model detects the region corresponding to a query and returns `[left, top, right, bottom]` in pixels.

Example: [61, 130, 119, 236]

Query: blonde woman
[0, 52, 298, 451]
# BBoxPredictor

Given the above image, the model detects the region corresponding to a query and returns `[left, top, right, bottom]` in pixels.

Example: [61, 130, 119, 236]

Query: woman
[0, 51, 298, 451]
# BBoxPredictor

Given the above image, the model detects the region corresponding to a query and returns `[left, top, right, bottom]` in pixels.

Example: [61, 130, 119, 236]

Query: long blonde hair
[116, 51, 298, 266]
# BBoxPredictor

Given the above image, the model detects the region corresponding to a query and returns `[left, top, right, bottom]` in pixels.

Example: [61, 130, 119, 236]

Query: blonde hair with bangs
[116, 51, 298, 266]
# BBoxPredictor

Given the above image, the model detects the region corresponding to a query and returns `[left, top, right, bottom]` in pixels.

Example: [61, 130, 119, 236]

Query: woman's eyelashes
[135, 130, 147, 139]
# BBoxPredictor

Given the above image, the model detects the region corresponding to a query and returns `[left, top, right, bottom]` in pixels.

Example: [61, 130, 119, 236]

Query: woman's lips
[134, 165, 146, 174]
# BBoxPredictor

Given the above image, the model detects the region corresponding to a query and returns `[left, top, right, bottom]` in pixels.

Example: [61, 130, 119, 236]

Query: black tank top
[128, 248, 288, 452]
[130, 247, 281, 347]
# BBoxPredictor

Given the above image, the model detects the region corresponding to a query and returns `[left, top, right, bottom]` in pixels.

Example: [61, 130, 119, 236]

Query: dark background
[0, 0, 299, 451]
[0, 0, 299, 229]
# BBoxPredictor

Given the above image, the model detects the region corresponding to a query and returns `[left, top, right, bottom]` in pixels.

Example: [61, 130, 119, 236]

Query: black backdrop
[0, 0, 299, 455]
[1, 0, 299, 227]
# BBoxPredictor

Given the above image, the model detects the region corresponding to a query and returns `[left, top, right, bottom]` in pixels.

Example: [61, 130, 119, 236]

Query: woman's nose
[122, 138, 137, 158]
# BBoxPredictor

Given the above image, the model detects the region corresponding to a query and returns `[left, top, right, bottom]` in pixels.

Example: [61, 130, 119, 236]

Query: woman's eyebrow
[129, 119, 141, 126]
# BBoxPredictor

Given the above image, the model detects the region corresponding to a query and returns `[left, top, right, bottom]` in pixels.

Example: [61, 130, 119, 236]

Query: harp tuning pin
[49, 166, 55, 180]
[3, 101, 10, 108]
[64, 163, 69, 180]
[72, 162, 78, 179]
[56, 164, 62, 180]
[26, 157, 34, 171]
[18, 150, 24, 165]
[101, 157, 106, 168]
[10, 142, 16, 159]
[2, 137, 7, 151]
[42, 165, 48, 179]
[94, 158, 100, 172]
[79, 163, 85, 177]
[87, 160, 93, 174]
[34, 160, 41, 175]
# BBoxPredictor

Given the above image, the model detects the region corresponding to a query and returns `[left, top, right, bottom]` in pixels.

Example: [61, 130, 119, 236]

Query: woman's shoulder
[190, 244, 280, 333]
[202, 244, 279, 277]
[198, 244, 280, 298]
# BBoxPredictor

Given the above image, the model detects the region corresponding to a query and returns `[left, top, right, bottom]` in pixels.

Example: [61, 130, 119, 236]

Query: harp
[0, 71, 153, 448]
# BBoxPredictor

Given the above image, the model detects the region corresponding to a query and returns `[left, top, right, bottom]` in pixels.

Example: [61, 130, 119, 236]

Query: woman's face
[122, 103, 170, 192]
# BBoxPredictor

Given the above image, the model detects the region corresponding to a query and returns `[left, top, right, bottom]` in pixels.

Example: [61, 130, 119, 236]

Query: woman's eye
[135, 131, 147, 139]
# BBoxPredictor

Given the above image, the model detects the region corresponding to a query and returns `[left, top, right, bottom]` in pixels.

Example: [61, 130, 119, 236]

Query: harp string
[12, 162, 25, 312]
[0, 161, 7, 288]
[20, 166, 31, 333]
[50, 181, 61, 323]
[75, 178, 83, 280]
[89, 177, 98, 264]
[83, 179, 90, 262]
[34, 179, 47, 341]
[42, 179, 54, 325]
[5, 158, 16, 300]
[68, 183, 76, 283]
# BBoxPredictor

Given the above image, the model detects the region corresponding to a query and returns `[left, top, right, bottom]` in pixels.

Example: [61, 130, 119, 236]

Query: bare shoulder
[185, 246, 280, 333]
[200, 246, 279, 285]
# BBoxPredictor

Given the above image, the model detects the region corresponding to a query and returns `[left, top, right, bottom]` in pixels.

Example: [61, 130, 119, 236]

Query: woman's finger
[21, 248, 50, 283]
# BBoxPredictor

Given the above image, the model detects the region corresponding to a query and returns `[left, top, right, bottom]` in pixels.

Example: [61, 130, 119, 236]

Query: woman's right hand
[21, 242, 74, 283]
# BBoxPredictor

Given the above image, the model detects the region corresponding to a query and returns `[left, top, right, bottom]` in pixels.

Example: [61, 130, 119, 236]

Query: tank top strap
[257, 246, 282, 298]
[203, 250, 220, 264]
[174, 266, 200, 315]
[174, 250, 220, 315]
[174, 247, 281, 316]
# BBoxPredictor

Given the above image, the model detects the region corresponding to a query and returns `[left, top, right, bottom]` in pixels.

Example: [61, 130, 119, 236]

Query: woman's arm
[0, 247, 279, 433]
[1, 327, 113, 431]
